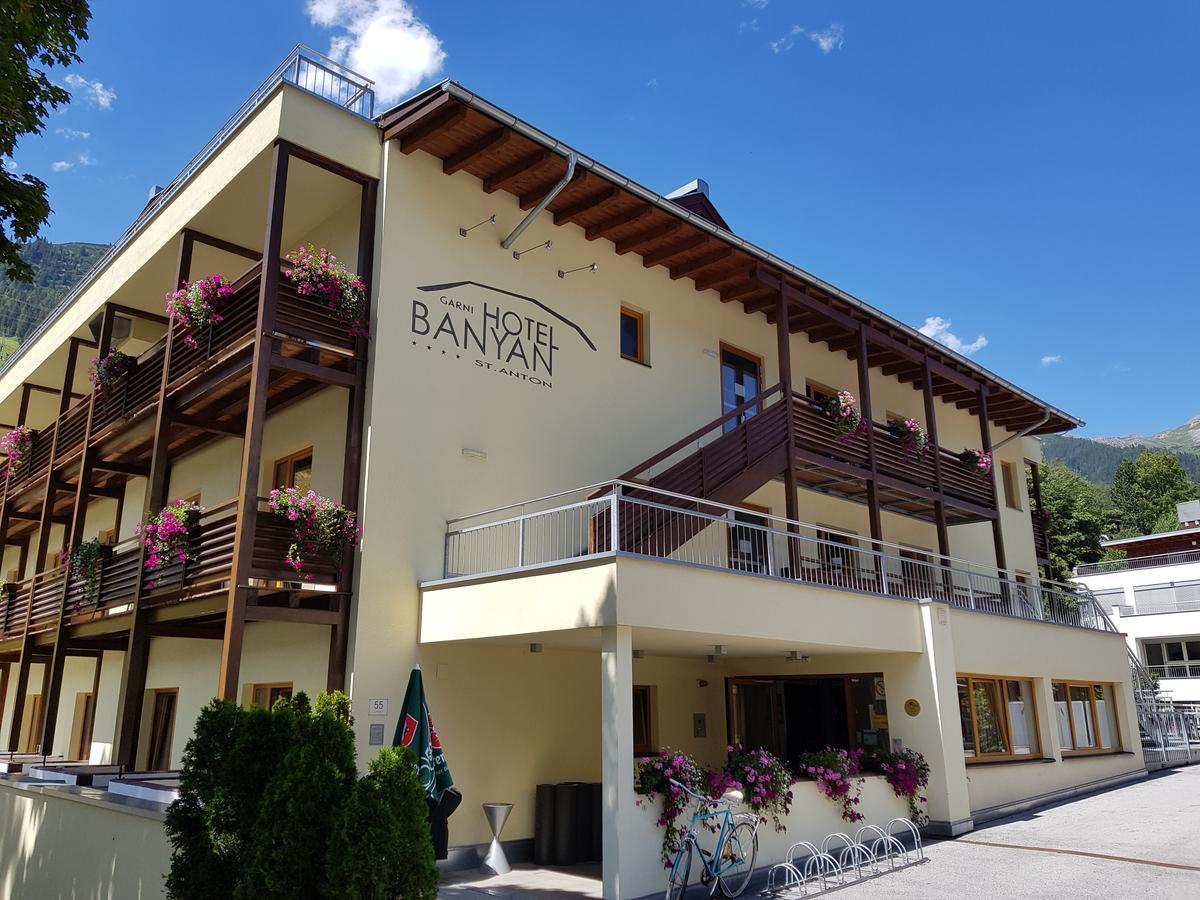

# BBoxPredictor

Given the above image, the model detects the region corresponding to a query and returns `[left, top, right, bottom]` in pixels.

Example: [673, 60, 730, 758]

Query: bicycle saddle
[722, 789, 744, 804]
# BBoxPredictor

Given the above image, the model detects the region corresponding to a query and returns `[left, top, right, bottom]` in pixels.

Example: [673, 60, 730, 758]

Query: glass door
[721, 346, 761, 432]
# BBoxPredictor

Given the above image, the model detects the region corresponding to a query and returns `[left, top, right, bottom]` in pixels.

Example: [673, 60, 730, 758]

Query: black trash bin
[553, 782, 585, 865]
[534, 783, 556, 865]
[426, 786, 463, 860]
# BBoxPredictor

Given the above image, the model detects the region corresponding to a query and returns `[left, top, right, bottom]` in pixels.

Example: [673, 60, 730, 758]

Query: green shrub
[326, 746, 438, 900]
[166, 690, 434, 900]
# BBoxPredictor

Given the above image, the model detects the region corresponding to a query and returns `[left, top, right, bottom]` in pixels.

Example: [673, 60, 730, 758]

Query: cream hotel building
[0, 49, 1147, 897]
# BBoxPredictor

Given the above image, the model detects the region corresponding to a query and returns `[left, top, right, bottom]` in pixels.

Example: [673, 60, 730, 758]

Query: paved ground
[440, 765, 1200, 898]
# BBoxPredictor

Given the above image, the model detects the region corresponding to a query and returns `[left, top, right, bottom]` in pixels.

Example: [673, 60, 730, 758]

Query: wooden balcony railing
[0, 498, 348, 642]
[1, 261, 366, 501]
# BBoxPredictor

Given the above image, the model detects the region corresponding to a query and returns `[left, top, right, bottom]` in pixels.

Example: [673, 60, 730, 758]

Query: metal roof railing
[0, 45, 373, 380]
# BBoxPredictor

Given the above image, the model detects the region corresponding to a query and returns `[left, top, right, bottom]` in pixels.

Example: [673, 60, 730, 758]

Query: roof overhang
[377, 81, 1084, 436]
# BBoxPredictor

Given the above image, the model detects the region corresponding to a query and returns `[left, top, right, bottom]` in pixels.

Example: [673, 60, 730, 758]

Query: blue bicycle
[665, 779, 759, 899]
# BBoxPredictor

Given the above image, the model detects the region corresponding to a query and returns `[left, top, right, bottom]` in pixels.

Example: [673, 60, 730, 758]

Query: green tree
[0, 2, 92, 281]
[1108, 457, 1143, 535]
[1039, 461, 1112, 580]
[326, 746, 439, 900]
[1108, 451, 1198, 536]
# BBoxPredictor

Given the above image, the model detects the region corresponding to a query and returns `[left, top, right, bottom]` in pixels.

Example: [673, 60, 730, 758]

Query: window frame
[146, 688, 179, 771]
[719, 342, 764, 431]
[619, 306, 647, 364]
[1000, 460, 1022, 510]
[249, 681, 294, 710]
[805, 379, 838, 405]
[956, 672, 1043, 763]
[1052, 680, 1122, 756]
[272, 447, 314, 491]
[632, 684, 657, 756]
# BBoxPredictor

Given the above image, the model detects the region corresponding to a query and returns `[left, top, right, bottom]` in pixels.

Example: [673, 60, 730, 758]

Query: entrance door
[19, 694, 44, 753]
[147, 689, 178, 770]
[73, 692, 97, 761]
[721, 346, 761, 432]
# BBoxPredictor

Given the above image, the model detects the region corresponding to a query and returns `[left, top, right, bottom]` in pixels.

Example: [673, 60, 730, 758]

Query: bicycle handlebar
[668, 778, 734, 805]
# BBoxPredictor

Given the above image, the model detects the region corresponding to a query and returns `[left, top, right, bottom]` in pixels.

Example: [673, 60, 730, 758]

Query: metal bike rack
[764, 818, 926, 897]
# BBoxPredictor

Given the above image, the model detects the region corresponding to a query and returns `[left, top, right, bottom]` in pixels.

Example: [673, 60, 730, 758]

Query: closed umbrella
[395, 664, 455, 802]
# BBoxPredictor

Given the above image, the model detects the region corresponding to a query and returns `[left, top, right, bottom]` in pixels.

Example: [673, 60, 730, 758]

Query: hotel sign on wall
[410, 280, 596, 389]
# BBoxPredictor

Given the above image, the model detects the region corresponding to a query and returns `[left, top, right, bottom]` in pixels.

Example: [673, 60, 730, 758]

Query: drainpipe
[500, 153, 577, 250]
[991, 409, 1052, 452]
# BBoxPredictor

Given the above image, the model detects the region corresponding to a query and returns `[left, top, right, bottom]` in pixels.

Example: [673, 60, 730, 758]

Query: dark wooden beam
[380, 91, 454, 141]
[584, 204, 651, 241]
[92, 459, 151, 477]
[270, 353, 356, 387]
[615, 221, 680, 255]
[721, 281, 766, 303]
[442, 129, 513, 175]
[519, 168, 585, 211]
[180, 228, 262, 262]
[397, 104, 467, 154]
[669, 247, 733, 280]
[482, 150, 549, 194]
[104, 303, 170, 326]
[642, 235, 708, 268]
[553, 186, 618, 227]
[245, 605, 341, 626]
[173, 413, 246, 437]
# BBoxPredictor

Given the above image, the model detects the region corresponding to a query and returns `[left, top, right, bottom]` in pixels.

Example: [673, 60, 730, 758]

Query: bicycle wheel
[665, 838, 693, 900]
[717, 820, 758, 898]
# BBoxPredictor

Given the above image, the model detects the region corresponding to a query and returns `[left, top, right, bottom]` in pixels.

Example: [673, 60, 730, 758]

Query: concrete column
[888, 601, 973, 835]
[601, 625, 635, 899]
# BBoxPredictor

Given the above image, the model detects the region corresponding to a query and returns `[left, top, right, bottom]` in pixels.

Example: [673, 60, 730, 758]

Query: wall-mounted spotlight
[787, 651, 810, 663]
[558, 263, 597, 279]
[459, 214, 496, 238]
[512, 239, 552, 260]
[529, 642, 544, 654]
[632, 649, 645, 659]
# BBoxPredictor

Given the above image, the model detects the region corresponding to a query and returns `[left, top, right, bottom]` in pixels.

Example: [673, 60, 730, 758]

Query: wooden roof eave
[375, 82, 1085, 437]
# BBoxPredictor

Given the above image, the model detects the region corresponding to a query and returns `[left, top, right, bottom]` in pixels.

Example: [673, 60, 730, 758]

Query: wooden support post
[39, 311, 116, 753]
[977, 386, 1007, 574]
[327, 175, 376, 692]
[856, 327, 884, 582]
[218, 142, 290, 701]
[112, 239, 188, 768]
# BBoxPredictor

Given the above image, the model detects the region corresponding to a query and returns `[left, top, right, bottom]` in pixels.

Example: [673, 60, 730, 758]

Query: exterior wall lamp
[558, 263, 597, 278]
[458, 214, 496, 237]
[512, 239, 552, 260]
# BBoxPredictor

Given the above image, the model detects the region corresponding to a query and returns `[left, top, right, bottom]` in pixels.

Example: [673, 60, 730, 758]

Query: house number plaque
[904, 699, 921, 717]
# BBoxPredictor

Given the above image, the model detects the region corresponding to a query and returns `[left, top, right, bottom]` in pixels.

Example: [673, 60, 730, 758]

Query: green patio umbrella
[395, 665, 454, 803]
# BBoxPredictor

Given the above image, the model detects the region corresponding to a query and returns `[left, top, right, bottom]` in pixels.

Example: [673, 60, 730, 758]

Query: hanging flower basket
[0, 425, 33, 479]
[136, 499, 202, 577]
[816, 390, 868, 442]
[268, 487, 361, 580]
[69, 538, 109, 607]
[167, 274, 233, 349]
[957, 448, 993, 477]
[88, 350, 137, 396]
[797, 747, 866, 822]
[866, 748, 930, 824]
[284, 244, 368, 338]
[887, 417, 929, 461]
[725, 743, 795, 832]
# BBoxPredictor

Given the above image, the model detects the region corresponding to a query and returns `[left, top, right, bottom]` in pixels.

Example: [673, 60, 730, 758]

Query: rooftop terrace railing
[1075, 548, 1200, 576]
[0, 46, 374, 379]
[441, 481, 1116, 632]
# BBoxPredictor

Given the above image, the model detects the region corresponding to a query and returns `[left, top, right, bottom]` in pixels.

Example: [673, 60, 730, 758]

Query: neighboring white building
[1076, 501, 1200, 703]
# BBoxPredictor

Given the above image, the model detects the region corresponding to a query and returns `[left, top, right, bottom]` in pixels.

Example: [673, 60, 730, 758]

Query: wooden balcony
[0, 500, 346, 646]
[1, 261, 365, 537]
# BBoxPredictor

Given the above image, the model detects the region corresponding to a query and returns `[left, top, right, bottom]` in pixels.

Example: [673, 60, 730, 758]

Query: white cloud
[77, 151, 96, 166]
[740, 19, 760, 33]
[307, 0, 446, 105]
[809, 24, 845, 54]
[56, 127, 91, 140]
[918, 316, 988, 356]
[2, 158, 17, 174]
[1040, 354, 1063, 366]
[64, 74, 117, 109]
[51, 160, 73, 172]
[770, 25, 805, 53]
[743, 0, 770, 8]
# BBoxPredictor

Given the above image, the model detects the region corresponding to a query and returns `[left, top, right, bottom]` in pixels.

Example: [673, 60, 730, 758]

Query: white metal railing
[1127, 580, 1200, 616]
[442, 481, 1116, 632]
[1138, 699, 1200, 769]
[1076, 549, 1200, 576]
[1147, 663, 1200, 680]
[0, 46, 374, 375]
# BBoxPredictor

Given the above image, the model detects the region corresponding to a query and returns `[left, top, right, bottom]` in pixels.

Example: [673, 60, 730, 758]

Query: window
[1000, 461, 1021, 510]
[721, 345, 761, 432]
[816, 528, 859, 580]
[620, 307, 646, 363]
[956, 675, 1041, 761]
[19, 694, 44, 753]
[273, 448, 313, 492]
[728, 506, 770, 574]
[99, 528, 116, 545]
[1052, 681, 1120, 754]
[805, 380, 837, 405]
[250, 682, 294, 709]
[147, 688, 178, 771]
[728, 674, 889, 768]
[1143, 638, 1200, 677]
[632, 685, 656, 755]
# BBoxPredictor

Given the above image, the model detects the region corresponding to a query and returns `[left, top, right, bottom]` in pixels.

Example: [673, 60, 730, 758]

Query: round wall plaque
[904, 699, 921, 717]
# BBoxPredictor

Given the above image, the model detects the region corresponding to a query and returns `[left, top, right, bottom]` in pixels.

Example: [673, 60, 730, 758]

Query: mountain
[1042, 433, 1200, 485]
[1091, 415, 1200, 454]
[0, 239, 109, 359]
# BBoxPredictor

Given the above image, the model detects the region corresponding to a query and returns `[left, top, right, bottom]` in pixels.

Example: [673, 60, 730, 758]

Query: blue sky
[8, 1, 1198, 437]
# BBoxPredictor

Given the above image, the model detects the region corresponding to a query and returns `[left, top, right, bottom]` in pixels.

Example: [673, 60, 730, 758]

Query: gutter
[992, 410, 1052, 452]
[433, 81, 1084, 431]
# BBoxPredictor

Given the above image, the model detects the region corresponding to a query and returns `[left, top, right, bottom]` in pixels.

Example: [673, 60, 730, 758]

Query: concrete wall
[0, 781, 169, 899]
